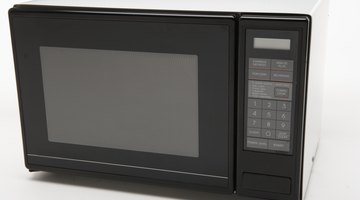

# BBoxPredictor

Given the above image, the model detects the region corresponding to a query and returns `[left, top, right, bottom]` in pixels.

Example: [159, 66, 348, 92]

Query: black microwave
[8, 0, 329, 199]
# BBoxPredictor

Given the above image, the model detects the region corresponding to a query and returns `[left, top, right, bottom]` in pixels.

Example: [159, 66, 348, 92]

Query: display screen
[40, 46, 199, 157]
[253, 38, 291, 50]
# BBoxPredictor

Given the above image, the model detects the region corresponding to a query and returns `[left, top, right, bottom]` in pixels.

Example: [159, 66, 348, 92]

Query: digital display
[254, 38, 291, 50]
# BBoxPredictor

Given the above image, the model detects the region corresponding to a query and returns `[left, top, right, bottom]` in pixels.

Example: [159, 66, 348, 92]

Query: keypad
[246, 57, 294, 153]
[247, 98, 292, 152]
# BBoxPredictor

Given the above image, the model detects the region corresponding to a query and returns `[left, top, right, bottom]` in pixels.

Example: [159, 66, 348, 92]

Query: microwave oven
[8, 0, 329, 199]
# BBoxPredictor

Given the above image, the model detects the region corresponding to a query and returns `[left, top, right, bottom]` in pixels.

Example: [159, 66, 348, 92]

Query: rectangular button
[262, 119, 276, 129]
[248, 128, 261, 137]
[276, 121, 291, 131]
[249, 58, 270, 69]
[262, 100, 277, 110]
[276, 130, 291, 140]
[248, 108, 261, 118]
[277, 111, 291, 121]
[271, 71, 293, 82]
[248, 80, 292, 101]
[262, 110, 276, 120]
[248, 98, 262, 109]
[261, 129, 276, 139]
[249, 69, 270, 80]
[247, 137, 268, 149]
[274, 87, 290, 99]
[271, 59, 294, 71]
[268, 140, 290, 152]
[277, 101, 291, 111]
[248, 118, 261, 128]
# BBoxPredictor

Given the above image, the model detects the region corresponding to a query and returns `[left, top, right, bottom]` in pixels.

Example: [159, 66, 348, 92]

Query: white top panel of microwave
[20, 0, 324, 15]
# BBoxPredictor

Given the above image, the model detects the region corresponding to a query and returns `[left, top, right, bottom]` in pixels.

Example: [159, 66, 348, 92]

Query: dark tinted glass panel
[40, 46, 199, 157]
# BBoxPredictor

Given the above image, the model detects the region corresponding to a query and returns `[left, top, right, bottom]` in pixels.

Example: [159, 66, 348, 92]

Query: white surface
[1, 0, 360, 200]
[302, 0, 329, 197]
[21, 0, 321, 14]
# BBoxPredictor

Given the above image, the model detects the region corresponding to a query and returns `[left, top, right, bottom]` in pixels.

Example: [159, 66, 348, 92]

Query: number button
[262, 100, 276, 110]
[262, 110, 276, 120]
[277, 101, 291, 111]
[276, 111, 291, 121]
[248, 108, 261, 118]
[248, 98, 262, 109]
[248, 118, 261, 128]
[276, 121, 291, 131]
[261, 129, 275, 139]
[262, 119, 276, 129]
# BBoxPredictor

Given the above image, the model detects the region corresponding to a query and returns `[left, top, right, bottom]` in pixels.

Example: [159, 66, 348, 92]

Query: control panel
[244, 29, 299, 154]
[237, 17, 310, 200]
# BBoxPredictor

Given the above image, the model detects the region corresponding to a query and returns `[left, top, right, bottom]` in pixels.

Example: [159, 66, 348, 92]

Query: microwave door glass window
[39, 46, 199, 157]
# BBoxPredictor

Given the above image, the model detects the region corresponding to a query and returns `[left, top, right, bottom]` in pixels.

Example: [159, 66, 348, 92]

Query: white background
[1, 0, 360, 199]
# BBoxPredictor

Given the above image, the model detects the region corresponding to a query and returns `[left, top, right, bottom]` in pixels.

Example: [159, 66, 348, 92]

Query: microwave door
[9, 9, 235, 192]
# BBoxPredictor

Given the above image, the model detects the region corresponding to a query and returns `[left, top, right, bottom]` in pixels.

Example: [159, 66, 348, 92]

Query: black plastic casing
[9, 5, 310, 200]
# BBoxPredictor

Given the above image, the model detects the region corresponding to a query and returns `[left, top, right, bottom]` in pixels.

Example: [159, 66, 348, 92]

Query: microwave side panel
[302, 0, 329, 198]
